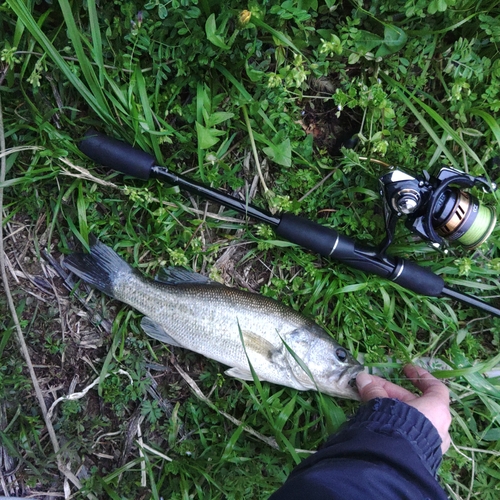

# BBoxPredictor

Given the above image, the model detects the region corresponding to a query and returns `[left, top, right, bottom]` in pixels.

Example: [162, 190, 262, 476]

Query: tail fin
[63, 238, 133, 298]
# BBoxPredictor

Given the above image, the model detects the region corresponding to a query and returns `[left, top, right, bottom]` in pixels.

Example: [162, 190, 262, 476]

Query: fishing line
[457, 204, 496, 248]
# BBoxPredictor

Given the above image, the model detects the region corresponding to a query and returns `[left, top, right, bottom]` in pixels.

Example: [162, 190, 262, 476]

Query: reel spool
[378, 166, 497, 252]
[433, 189, 496, 249]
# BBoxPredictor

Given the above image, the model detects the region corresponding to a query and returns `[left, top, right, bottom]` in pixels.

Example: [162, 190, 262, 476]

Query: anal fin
[225, 367, 254, 381]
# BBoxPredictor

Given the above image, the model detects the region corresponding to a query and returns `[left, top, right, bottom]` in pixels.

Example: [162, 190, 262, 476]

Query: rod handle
[276, 213, 445, 296]
[79, 130, 156, 180]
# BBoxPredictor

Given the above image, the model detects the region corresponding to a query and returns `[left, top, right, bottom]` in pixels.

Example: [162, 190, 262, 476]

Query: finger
[356, 372, 389, 400]
[357, 372, 416, 402]
[404, 365, 450, 404]
[378, 380, 417, 402]
[356, 372, 416, 402]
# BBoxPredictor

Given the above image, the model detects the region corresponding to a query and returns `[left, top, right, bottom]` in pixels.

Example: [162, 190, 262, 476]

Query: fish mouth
[348, 376, 358, 389]
[341, 364, 364, 389]
[328, 364, 363, 400]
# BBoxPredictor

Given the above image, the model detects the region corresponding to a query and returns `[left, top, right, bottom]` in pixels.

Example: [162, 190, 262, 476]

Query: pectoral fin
[225, 367, 254, 381]
[140, 317, 184, 347]
[224, 331, 286, 382]
[239, 330, 279, 360]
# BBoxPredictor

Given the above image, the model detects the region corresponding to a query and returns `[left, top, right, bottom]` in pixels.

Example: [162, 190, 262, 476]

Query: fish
[63, 238, 363, 399]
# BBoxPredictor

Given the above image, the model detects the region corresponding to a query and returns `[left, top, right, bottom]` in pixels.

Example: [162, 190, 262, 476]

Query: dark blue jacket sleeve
[269, 398, 449, 500]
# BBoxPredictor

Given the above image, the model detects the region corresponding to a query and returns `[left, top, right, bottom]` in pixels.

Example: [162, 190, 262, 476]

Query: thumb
[356, 372, 389, 401]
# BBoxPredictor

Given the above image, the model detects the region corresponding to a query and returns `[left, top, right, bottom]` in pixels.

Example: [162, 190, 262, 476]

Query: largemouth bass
[64, 239, 363, 399]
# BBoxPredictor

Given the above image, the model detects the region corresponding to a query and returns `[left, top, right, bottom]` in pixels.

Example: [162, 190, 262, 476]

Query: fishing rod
[78, 130, 500, 318]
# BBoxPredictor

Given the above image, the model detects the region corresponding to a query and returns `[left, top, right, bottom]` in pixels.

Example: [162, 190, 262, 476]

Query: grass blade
[87, 0, 104, 86]
[7, 0, 114, 123]
[250, 16, 306, 59]
[134, 65, 163, 162]
[57, 0, 110, 114]
[470, 108, 500, 152]
[381, 73, 483, 169]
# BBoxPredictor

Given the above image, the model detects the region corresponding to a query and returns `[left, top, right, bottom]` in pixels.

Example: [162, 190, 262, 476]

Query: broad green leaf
[263, 139, 292, 167]
[356, 30, 382, 53]
[428, 0, 438, 14]
[480, 428, 500, 441]
[158, 4, 168, 19]
[274, 396, 297, 433]
[205, 13, 230, 50]
[221, 425, 246, 460]
[318, 396, 346, 435]
[245, 63, 265, 82]
[437, 0, 448, 12]
[376, 25, 407, 57]
[196, 122, 225, 149]
[298, 0, 318, 10]
[206, 111, 234, 127]
[317, 29, 334, 39]
[348, 52, 361, 64]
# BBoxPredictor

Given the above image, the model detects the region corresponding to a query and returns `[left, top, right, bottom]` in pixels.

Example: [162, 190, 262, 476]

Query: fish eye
[335, 348, 348, 362]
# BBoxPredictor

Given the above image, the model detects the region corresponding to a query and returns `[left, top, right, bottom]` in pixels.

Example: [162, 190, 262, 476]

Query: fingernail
[356, 371, 372, 389]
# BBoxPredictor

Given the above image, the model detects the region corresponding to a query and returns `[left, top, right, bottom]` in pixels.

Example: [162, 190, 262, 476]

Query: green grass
[1, 0, 500, 498]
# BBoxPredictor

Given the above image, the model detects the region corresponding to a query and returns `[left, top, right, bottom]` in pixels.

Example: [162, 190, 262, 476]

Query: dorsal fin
[155, 266, 219, 285]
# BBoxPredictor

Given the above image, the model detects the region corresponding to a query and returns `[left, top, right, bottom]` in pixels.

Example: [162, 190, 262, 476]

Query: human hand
[356, 365, 451, 453]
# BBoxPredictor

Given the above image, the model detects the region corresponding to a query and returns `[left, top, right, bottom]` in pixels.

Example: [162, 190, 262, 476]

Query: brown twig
[0, 64, 8, 88]
[171, 360, 284, 451]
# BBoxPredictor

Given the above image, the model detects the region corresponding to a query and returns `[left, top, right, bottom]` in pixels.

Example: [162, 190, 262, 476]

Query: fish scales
[64, 239, 363, 399]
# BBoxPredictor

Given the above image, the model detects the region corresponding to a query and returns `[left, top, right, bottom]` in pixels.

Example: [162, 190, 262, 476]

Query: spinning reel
[378, 166, 497, 253]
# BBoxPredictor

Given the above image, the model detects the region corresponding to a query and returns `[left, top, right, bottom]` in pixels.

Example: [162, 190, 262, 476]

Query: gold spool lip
[435, 191, 470, 236]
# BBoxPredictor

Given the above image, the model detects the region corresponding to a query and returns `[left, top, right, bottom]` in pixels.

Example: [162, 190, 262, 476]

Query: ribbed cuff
[339, 398, 443, 476]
